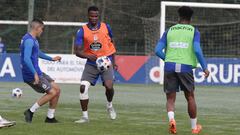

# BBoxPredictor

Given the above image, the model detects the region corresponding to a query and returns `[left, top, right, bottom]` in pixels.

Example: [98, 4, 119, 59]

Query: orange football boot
[192, 124, 202, 134]
[169, 119, 177, 134]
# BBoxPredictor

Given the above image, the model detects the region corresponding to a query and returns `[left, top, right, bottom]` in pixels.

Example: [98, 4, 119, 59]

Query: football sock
[168, 111, 175, 121]
[82, 111, 88, 118]
[30, 102, 40, 113]
[190, 118, 197, 129]
[47, 109, 55, 119]
[107, 102, 113, 108]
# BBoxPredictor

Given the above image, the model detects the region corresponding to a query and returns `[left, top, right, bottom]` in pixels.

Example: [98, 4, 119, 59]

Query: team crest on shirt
[90, 34, 102, 51]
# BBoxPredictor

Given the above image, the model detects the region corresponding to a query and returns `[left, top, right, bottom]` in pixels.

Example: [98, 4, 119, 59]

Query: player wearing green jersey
[155, 6, 209, 134]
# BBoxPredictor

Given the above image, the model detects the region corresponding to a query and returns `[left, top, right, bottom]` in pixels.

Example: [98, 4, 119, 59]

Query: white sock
[82, 111, 88, 118]
[190, 118, 197, 129]
[30, 103, 40, 113]
[47, 109, 55, 119]
[107, 102, 113, 108]
[168, 111, 175, 121]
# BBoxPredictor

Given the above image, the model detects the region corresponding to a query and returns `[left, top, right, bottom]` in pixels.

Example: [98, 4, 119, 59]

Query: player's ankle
[107, 102, 113, 108]
[82, 111, 88, 118]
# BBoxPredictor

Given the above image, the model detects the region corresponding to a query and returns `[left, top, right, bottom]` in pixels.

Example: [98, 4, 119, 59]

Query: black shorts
[164, 71, 194, 93]
[26, 73, 54, 93]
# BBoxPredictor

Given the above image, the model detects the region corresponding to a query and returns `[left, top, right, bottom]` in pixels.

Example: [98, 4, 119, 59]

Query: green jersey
[165, 24, 197, 67]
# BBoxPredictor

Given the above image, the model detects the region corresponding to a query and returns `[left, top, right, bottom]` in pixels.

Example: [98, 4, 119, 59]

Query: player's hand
[33, 73, 39, 85]
[52, 56, 61, 62]
[87, 54, 97, 61]
[203, 69, 210, 78]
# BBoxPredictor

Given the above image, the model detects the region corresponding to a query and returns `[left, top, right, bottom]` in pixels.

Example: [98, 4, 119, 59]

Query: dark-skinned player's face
[88, 11, 99, 26]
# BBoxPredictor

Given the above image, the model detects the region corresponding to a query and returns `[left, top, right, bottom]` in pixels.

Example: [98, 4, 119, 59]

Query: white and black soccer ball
[96, 56, 112, 72]
[12, 88, 23, 98]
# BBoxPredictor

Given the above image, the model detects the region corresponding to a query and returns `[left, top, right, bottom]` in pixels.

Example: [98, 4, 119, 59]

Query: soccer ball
[96, 56, 112, 72]
[12, 88, 23, 98]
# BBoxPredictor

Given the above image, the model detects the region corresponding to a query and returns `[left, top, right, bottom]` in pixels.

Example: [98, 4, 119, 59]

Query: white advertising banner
[39, 54, 86, 84]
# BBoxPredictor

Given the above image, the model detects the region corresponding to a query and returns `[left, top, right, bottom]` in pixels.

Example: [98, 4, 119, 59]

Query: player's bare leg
[48, 82, 61, 109]
[44, 82, 61, 123]
[104, 80, 116, 120]
[184, 90, 202, 134]
[24, 87, 59, 123]
[75, 81, 90, 123]
[166, 92, 177, 134]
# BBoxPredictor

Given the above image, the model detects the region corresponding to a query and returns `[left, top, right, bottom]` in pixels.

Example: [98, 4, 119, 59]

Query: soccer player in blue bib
[20, 19, 61, 123]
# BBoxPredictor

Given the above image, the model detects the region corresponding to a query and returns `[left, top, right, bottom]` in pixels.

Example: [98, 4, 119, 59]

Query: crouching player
[20, 18, 61, 123]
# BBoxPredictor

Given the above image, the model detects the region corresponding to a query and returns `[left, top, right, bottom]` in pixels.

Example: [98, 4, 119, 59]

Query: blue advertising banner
[0, 54, 239, 86]
[194, 58, 240, 86]
[0, 53, 23, 82]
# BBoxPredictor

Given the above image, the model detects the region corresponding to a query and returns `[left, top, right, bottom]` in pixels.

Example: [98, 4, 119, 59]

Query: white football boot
[74, 117, 89, 124]
[107, 106, 117, 120]
[0, 117, 15, 128]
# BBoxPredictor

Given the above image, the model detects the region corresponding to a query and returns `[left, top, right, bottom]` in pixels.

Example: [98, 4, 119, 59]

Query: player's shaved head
[30, 18, 44, 29]
[178, 6, 193, 21]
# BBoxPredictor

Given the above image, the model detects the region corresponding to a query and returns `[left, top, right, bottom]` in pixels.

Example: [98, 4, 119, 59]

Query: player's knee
[106, 86, 113, 91]
[80, 85, 85, 93]
[51, 83, 61, 95]
[48, 88, 57, 96]
[56, 88, 61, 96]
[186, 96, 195, 102]
[79, 81, 90, 100]
[104, 82, 113, 90]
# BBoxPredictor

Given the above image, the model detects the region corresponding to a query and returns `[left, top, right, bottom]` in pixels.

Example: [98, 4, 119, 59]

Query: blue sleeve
[23, 39, 36, 74]
[39, 50, 53, 61]
[106, 24, 113, 39]
[193, 29, 207, 70]
[75, 27, 84, 46]
[155, 31, 167, 60]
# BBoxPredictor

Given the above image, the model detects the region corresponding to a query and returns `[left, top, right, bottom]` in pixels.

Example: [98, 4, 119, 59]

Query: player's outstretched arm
[38, 50, 53, 61]
[38, 50, 61, 62]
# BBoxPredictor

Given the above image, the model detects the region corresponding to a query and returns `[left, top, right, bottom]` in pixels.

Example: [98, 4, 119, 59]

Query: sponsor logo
[90, 42, 102, 51]
[169, 42, 189, 48]
[194, 64, 240, 84]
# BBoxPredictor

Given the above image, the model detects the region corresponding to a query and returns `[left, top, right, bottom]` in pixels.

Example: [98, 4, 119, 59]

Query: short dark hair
[178, 6, 193, 21]
[31, 18, 44, 25]
[88, 6, 99, 13]
[30, 18, 44, 29]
